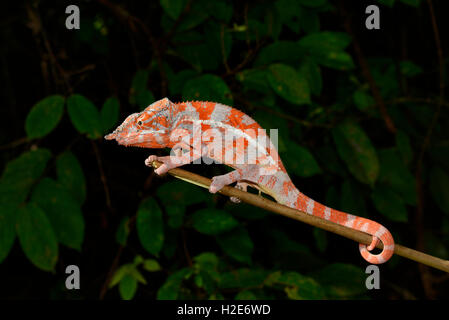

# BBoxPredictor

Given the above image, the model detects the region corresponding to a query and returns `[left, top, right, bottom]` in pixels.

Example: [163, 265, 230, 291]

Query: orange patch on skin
[282, 181, 296, 196]
[313, 202, 326, 219]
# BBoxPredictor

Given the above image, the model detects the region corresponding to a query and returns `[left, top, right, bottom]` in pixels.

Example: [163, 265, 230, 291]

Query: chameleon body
[105, 98, 394, 264]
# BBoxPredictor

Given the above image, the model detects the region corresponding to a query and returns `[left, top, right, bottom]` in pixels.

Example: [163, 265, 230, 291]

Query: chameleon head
[104, 98, 174, 148]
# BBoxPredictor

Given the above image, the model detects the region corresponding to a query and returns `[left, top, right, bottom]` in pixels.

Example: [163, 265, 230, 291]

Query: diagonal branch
[150, 160, 449, 274]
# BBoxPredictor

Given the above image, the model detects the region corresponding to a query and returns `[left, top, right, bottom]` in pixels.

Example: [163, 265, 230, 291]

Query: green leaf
[119, 274, 138, 300]
[101, 97, 120, 134]
[173, 30, 219, 71]
[160, 0, 186, 20]
[193, 252, 219, 271]
[236, 68, 271, 94]
[377, 0, 395, 7]
[235, 290, 257, 300]
[378, 149, 416, 205]
[400, 61, 422, 77]
[16, 203, 58, 272]
[143, 259, 161, 272]
[400, 0, 421, 7]
[218, 268, 269, 289]
[309, 263, 366, 298]
[168, 69, 198, 95]
[56, 151, 86, 205]
[298, 32, 354, 70]
[299, 31, 352, 52]
[353, 90, 375, 114]
[0, 203, 16, 263]
[25, 95, 65, 139]
[192, 209, 239, 235]
[282, 143, 321, 177]
[31, 178, 84, 250]
[371, 188, 408, 222]
[116, 217, 130, 246]
[205, 22, 232, 62]
[267, 63, 310, 105]
[166, 205, 184, 229]
[332, 121, 379, 186]
[298, 0, 328, 7]
[429, 167, 449, 216]
[298, 58, 322, 95]
[136, 90, 155, 110]
[182, 74, 233, 105]
[254, 41, 306, 66]
[137, 197, 164, 256]
[67, 94, 102, 139]
[110, 263, 147, 289]
[110, 264, 131, 288]
[202, 0, 233, 22]
[277, 272, 326, 299]
[0, 149, 51, 205]
[216, 227, 253, 264]
[157, 268, 191, 300]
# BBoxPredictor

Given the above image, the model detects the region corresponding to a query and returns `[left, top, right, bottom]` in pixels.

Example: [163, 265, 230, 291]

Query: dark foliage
[1, 0, 448, 299]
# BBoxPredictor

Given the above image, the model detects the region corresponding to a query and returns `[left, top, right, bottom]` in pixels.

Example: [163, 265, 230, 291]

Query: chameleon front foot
[145, 155, 173, 175]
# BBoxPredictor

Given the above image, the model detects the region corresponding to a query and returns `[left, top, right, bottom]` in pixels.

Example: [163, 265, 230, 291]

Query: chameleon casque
[105, 97, 395, 264]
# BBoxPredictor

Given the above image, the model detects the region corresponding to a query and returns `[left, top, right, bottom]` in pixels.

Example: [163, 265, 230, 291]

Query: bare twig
[150, 160, 449, 274]
[99, 245, 124, 300]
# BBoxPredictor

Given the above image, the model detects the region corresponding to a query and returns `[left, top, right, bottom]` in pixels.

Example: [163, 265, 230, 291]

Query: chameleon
[105, 97, 395, 264]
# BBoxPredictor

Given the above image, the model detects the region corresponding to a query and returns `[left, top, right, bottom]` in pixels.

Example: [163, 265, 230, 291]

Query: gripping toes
[145, 155, 159, 167]
[145, 155, 173, 175]
[230, 182, 248, 203]
[209, 175, 229, 194]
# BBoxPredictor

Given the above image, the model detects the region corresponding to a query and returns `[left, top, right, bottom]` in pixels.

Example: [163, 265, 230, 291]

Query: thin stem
[150, 160, 449, 274]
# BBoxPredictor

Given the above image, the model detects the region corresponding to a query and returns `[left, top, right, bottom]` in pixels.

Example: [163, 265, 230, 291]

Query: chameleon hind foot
[209, 175, 230, 194]
[230, 182, 248, 203]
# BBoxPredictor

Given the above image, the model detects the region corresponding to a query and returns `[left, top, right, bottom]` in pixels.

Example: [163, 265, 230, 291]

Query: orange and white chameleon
[105, 98, 394, 264]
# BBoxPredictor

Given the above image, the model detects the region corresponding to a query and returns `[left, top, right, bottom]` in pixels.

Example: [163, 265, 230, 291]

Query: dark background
[0, 0, 448, 300]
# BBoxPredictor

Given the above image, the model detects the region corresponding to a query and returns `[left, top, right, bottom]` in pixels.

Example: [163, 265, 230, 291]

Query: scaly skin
[105, 98, 394, 264]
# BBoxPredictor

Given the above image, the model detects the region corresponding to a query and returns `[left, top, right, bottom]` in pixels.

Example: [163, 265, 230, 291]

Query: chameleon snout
[104, 133, 116, 140]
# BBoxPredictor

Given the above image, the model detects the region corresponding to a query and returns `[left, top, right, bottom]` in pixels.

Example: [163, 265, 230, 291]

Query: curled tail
[292, 192, 394, 264]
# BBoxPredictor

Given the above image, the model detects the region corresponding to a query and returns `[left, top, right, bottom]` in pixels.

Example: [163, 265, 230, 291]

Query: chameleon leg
[209, 165, 259, 194]
[146, 144, 207, 175]
[230, 182, 248, 203]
